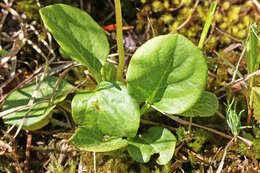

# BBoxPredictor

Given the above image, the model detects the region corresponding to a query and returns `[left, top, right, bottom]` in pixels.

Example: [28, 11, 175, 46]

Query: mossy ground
[1, 0, 260, 172]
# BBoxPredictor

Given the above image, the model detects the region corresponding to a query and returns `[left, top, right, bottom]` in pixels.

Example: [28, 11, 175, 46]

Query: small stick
[252, 0, 260, 11]
[215, 27, 242, 42]
[181, 147, 208, 164]
[148, 103, 252, 146]
[216, 111, 226, 119]
[49, 64, 77, 104]
[231, 37, 248, 83]
[216, 137, 235, 173]
[0, 140, 12, 155]
[93, 152, 96, 173]
[146, 16, 155, 37]
[140, 119, 176, 131]
[175, 0, 200, 31]
[0, 0, 15, 46]
[80, 0, 84, 10]
[24, 132, 32, 172]
[216, 69, 260, 94]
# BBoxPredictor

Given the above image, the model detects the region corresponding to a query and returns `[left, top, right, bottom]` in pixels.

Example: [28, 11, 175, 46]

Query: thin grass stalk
[198, 1, 217, 49]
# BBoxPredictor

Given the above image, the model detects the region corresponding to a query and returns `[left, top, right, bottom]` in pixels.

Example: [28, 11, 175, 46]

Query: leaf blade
[3, 76, 73, 130]
[127, 127, 176, 165]
[72, 81, 140, 137]
[70, 125, 128, 152]
[126, 34, 208, 114]
[180, 91, 219, 117]
[40, 4, 109, 82]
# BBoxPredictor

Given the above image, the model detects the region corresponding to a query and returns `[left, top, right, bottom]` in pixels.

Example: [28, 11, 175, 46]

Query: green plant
[2, 3, 218, 165]
[2, 76, 73, 130]
[246, 24, 260, 123]
[225, 99, 248, 137]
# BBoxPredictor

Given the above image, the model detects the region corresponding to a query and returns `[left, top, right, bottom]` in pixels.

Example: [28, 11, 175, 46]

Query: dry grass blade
[216, 137, 235, 173]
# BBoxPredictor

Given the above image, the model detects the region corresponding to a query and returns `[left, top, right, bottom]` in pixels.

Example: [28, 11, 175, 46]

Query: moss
[176, 127, 189, 144]
[188, 129, 210, 152]
[215, 13, 222, 22]
[152, 1, 164, 13]
[161, 14, 173, 24]
[163, 0, 170, 9]
[14, 0, 39, 20]
[14, 0, 74, 20]
[223, 2, 230, 10]
[136, 0, 255, 51]
[237, 30, 247, 38]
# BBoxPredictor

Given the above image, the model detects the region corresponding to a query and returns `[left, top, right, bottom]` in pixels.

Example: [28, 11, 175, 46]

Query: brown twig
[215, 27, 242, 42]
[0, 140, 12, 155]
[175, 0, 200, 32]
[0, 0, 15, 47]
[149, 103, 253, 147]
[140, 119, 176, 131]
[231, 37, 248, 83]
[24, 132, 32, 172]
[181, 147, 208, 164]
[49, 63, 78, 104]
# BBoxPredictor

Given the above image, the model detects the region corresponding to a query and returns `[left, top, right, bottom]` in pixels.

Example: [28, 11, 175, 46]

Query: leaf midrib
[147, 35, 178, 103]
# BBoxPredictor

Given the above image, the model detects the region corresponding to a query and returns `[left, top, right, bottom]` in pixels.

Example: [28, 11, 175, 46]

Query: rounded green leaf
[180, 91, 219, 117]
[126, 34, 207, 114]
[69, 125, 128, 152]
[40, 4, 109, 82]
[72, 81, 140, 137]
[3, 76, 73, 130]
[127, 127, 176, 165]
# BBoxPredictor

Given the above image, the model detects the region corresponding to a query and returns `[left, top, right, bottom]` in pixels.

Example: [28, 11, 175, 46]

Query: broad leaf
[40, 4, 109, 82]
[70, 125, 128, 152]
[3, 76, 74, 130]
[181, 91, 219, 117]
[126, 34, 207, 114]
[127, 127, 176, 165]
[72, 81, 140, 137]
[252, 87, 260, 123]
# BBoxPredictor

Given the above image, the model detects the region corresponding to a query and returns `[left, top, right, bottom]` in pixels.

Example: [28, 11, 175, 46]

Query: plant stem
[114, 0, 125, 81]
[140, 102, 151, 115]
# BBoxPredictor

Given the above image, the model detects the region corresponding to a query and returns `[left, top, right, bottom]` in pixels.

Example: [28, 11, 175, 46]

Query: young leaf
[126, 34, 207, 114]
[71, 81, 140, 137]
[69, 125, 128, 152]
[180, 91, 219, 117]
[127, 127, 176, 165]
[101, 62, 117, 81]
[3, 76, 73, 130]
[252, 87, 260, 123]
[225, 99, 245, 137]
[40, 4, 109, 83]
[246, 24, 259, 88]
[246, 24, 259, 75]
